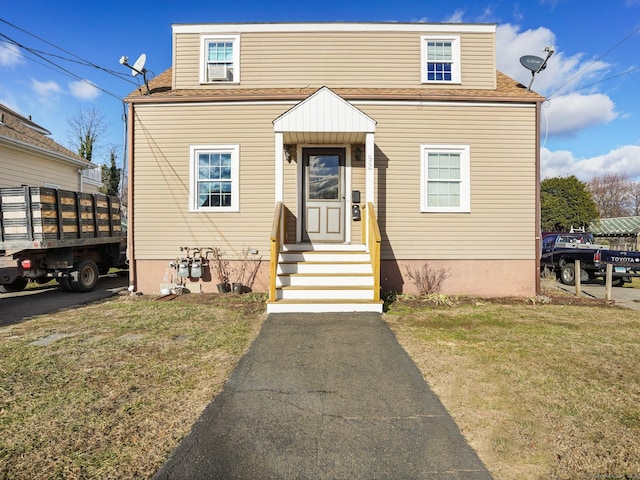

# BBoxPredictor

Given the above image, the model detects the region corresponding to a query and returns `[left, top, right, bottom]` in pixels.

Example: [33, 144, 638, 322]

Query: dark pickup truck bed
[540, 232, 640, 286]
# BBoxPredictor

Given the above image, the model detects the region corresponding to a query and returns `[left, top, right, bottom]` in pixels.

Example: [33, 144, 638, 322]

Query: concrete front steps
[266, 244, 383, 313]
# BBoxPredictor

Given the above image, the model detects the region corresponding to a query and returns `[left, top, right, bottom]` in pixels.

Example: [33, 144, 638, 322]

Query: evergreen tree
[100, 148, 121, 197]
[541, 176, 599, 231]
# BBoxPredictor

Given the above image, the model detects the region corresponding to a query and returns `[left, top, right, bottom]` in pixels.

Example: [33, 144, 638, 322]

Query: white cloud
[543, 93, 618, 137]
[31, 79, 62, 97]
[496, 24, 615, 137]
[442, 10, 465, 23]
[0, 42, 25, 68]
[69, 80, 100, 100]
[496, 23, 610, 95]
[542, 145, 640, 181]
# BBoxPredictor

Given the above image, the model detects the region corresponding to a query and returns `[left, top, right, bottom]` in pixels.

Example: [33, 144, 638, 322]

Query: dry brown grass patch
[0, 293, 266, 479]
[385, 298, 640, 480]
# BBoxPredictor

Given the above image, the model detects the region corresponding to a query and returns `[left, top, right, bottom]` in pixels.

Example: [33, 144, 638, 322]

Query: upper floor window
[200, 35, 240, 83]
[420, 144, 470, 213]
[421, 36, 461, 84]
[189, 144, 239, 212]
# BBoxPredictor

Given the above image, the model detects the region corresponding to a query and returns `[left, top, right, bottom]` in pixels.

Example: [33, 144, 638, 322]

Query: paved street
[0, 273, 129, 326]
[550, 278, 640, 311]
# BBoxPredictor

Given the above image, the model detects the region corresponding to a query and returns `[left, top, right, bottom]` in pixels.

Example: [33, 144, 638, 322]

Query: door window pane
[308, 155, 340, 200]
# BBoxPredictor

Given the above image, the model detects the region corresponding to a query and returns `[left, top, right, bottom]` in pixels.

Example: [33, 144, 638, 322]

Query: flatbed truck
[0, 186, 126, 293]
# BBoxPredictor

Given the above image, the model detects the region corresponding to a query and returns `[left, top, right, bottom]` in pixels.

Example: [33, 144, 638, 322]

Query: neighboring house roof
[590, 216, 640, 236]
[0, 103, 96, 169]
[126, 68, 544, 104]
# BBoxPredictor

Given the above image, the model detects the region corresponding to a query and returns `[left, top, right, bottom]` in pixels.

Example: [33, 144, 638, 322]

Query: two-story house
[0, 104, 102, 193]
[125, 22, 543, 312]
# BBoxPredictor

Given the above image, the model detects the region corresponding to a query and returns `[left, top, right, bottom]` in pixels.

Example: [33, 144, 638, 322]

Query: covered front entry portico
[268, 87, 382, 313]
[273, 87, 377, 245]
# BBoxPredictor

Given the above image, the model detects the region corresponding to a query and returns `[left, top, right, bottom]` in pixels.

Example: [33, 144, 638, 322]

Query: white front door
[302, 148, 345, 243]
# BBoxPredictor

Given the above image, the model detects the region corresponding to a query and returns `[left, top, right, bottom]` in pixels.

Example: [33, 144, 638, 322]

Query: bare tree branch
[588, 173, 633, 218]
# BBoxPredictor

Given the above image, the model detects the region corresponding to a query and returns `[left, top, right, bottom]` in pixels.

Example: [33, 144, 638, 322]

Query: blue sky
[1, 0, 639, 181]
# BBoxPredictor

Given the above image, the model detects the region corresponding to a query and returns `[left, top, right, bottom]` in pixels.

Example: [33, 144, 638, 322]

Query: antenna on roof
[119, 53, 150, 95]
[520, 46, 554, 92]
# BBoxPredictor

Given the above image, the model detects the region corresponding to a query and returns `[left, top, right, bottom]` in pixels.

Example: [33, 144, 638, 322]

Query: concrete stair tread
[279, 272, 373, 277]
[280, 284, 372, 289]
[269, 299, 383, 304]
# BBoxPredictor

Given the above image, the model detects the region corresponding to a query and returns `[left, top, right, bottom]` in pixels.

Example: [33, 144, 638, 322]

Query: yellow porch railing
[269, 202, 285, 302]
[363, 202, 381, 302]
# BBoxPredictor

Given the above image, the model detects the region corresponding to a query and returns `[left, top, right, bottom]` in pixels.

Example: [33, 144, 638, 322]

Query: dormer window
[421, 35, 461, 84]
[200, 35, 240, 83]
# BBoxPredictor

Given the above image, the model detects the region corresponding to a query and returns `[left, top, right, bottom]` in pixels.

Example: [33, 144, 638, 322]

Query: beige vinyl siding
[132, 99, 536, 263]
[283, 149, 297, 241]
[0, 145, 81, 191]
[174, 30, 495, 90]
[132, 103, 285, 260]
[356, 102, 537, 260]
[350, 162, 366, 245]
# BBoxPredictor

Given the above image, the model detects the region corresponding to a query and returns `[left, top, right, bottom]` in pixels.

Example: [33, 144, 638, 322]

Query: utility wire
[0, 17, 138, 86]
[0, 39, 132, 85]
[548, 65, 640, 100]
[27, 47, 138, 83]
[547, 24, 640, 99]
[0, 34, 124, 101]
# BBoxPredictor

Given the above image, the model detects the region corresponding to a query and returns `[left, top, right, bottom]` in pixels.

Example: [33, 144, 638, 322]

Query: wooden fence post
[575, 259, 581, 297]
[605, 263, 613, 302]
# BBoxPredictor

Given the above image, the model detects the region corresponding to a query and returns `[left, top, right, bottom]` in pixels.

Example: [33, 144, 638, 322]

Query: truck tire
[69, 260, 99, 293]
[560, 263, 576, 285]
[58, 276, 75, 292]
[613, 277, 626, 287]
[0, 277, 28, 293]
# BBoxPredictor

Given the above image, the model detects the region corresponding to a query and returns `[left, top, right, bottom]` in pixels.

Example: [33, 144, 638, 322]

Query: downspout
[535, 100, 542, 295]
[126, 102, 136, 292]
[78, 168, 84, 192]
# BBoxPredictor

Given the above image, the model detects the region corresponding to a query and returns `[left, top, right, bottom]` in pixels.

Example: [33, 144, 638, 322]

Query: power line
[548, 65, 640, 100]
[547, 24, 640, 99]
[0, 34, 125, 101]
[27, 47, 137, 83]
[0, 17, 138, 86]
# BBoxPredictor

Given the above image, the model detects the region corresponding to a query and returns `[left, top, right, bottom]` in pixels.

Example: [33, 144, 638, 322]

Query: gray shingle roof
[0, 104, 94, 167]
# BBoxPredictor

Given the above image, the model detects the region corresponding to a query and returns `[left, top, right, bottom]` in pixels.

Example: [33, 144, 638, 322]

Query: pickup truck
[540, 232, 640, 286]
[0, 186, 126, 293]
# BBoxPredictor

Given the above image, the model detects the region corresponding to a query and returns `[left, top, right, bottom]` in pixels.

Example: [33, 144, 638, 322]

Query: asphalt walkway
[153, 313, 492, 479]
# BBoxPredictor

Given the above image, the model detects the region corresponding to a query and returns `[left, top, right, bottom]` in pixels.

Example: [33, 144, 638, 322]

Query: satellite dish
[118, 53, 151, 95]
[520, 55, 546, 73]
[520, 47, 554, 92]
[132, 54, 146, 77]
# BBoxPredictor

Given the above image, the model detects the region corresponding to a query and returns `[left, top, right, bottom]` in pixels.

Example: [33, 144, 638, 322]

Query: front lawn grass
[0, 293, 266, 479]
[2, 291, 639, 479]
[385, 297, 640, 479]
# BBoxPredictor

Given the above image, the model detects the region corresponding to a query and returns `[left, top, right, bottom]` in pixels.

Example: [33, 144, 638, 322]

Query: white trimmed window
[190, 145, 239, 212]
[420, 144, 470, 213]
[200, 35, 240, 83]
[421, 36, 461, 84]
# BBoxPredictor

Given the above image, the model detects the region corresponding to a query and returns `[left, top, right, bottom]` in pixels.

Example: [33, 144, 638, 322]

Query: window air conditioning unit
[208, 64, 231, 81]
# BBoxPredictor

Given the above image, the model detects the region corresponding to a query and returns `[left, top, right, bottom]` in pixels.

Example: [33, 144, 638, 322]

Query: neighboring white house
[0, 103, 102, 193]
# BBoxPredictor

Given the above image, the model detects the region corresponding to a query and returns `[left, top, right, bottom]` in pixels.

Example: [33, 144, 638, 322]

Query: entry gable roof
[273, 87, 376, 133]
